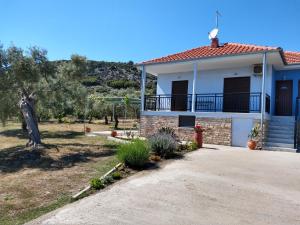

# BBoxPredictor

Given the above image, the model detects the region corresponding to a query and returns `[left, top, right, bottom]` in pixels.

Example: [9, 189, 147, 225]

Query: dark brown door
[275, 80, 293, 116]
[171, 80, 188, 111]
[223, 77, 250, 112]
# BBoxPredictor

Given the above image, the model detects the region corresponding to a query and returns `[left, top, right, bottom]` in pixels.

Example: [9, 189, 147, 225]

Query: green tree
[0, 45, 87, 148]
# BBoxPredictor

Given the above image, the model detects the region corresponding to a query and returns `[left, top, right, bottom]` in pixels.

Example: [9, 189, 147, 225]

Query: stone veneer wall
[196, 117, 232, 146]
[140, 115, 232, 146]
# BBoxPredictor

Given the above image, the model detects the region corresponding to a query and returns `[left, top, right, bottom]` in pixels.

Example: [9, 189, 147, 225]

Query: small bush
[112, 171, 122, 180]
[149, 133, 178, 158]
[158, 126, 176, 138]
[188, 141, 198, 151]
[103, 176, 114, 185]
[90, 178, 104, 190]
[117, 139, 150, 168]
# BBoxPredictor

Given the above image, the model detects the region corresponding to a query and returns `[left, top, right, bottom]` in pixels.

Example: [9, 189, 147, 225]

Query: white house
[137, 37, 300, 152]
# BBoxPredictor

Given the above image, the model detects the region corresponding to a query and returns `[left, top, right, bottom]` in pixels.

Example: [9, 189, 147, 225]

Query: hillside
[53, 60, 156, 97]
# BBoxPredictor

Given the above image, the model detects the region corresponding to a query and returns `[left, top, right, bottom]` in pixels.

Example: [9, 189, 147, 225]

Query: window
[178, 115, 195, 127]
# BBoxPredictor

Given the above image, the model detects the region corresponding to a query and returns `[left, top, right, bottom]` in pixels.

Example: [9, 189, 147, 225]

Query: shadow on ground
[0, 129, 27, 139]
[0, 129, 83, 140]
[0, 143, 116, 173]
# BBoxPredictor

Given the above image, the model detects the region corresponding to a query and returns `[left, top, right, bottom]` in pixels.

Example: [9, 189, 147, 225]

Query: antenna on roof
[208, 10, 221, 40]
[215, 10, 221, 28]
[208, 11, 221, 48]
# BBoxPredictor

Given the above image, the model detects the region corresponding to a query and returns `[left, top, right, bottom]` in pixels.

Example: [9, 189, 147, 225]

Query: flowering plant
[194, 124, 204, 133]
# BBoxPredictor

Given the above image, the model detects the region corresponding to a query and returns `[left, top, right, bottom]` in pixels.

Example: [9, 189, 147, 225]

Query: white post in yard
[141, 65, 146, 113]
[191, 62, 198, 112]
[261, 52, 267, 144]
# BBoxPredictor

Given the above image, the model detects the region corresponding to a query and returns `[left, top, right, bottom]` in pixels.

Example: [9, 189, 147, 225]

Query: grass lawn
[0, 121, 130, 225]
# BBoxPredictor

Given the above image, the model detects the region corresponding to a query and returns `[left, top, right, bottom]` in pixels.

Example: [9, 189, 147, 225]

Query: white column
[261, 53, 267, 132]
[191, 62, 198, 112]
[141, 65, 146, 112]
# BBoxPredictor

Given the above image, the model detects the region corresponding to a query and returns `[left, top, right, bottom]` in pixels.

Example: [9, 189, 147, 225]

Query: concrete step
[265, 129, 294, 135]
[266, 133, 294, 139]
[269, 122, 295, 126]
[263, 146, 297, 153]
[265, 137, 294, 144]
[264, 142, 294, 148]
[270, 116, 294, 122]
[268, 125, 294, 131]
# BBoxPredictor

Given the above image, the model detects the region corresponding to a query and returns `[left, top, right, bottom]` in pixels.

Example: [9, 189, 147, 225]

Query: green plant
[178, 142, 188, 151]
[103, 176, 114, 185]
[90, 178, 104, 190]
[112, 171, 122, 180]
[158, 126, 176, 138]
[248, 124, 260, 140]
[188, 141, 198, 151]
[149, 133, 178, 157]
[117, 139, 150, 168]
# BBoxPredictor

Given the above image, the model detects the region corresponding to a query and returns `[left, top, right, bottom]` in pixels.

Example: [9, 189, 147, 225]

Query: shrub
[188, 141, 198, 151]
[112, 171, 122, 180]
[103, 176, 114, 185]
[178, 142, 188, 151]
[117, 139, 150, 168]
[158, 126, 176, 138]
[90, 178, 104, 190]
[149, 133, 178, 158]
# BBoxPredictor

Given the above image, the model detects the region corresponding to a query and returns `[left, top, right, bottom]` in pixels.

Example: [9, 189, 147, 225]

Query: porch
[144, 92, 270, 113]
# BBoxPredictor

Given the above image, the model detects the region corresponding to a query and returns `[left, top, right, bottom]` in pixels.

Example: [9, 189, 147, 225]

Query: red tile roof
[283, 51, 300, 64]
[141, 42, 300, 65]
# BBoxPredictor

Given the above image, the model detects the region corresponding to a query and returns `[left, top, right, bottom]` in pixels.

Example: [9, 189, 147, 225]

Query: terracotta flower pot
[247, 140, 257, 150]
[111, 130, 117, 137]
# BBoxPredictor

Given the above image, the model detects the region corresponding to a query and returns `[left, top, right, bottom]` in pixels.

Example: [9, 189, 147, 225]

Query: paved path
[27, 145, 300, 225]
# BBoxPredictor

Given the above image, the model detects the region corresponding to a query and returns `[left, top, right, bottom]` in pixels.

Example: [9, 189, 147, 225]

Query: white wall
[157, 65, 272, 95]
[157, 72, 194, 95]
[232, 118, 254, 147]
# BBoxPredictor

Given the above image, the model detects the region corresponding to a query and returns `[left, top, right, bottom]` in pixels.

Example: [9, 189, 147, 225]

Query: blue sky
[1, 0, 300, 62]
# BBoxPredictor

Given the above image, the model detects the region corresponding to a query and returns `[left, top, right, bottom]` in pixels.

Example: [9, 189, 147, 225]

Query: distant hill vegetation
[53, 60, 156, 97]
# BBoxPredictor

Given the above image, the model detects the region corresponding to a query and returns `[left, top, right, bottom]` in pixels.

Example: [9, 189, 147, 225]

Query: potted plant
[194, 124, 204, 148]
[247, 124, 260, 150]
[111, 130, 118, 137]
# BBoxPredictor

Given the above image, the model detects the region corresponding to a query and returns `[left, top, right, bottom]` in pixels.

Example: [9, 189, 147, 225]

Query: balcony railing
[144, 92, 271, 113]
[144, 94, 192, 111]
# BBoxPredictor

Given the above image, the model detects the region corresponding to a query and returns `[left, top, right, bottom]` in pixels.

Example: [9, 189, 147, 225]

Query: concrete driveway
[27, 145, 300, 225]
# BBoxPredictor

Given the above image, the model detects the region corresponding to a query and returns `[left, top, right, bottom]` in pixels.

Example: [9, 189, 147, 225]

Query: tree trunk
[114, 115, 119, 129]
[104, 116, 108, 125]
[21, 119, 27, 132]
[19, 92, 41, 148]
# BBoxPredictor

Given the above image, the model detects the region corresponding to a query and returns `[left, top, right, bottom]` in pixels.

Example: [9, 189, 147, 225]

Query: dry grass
[0, 121, 127, 225]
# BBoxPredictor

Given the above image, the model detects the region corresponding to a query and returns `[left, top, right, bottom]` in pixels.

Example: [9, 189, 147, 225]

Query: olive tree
[0, 45, 87, 148]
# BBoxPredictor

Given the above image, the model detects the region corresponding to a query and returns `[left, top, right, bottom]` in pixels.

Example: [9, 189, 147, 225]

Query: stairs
[264, 116, 297, 153]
